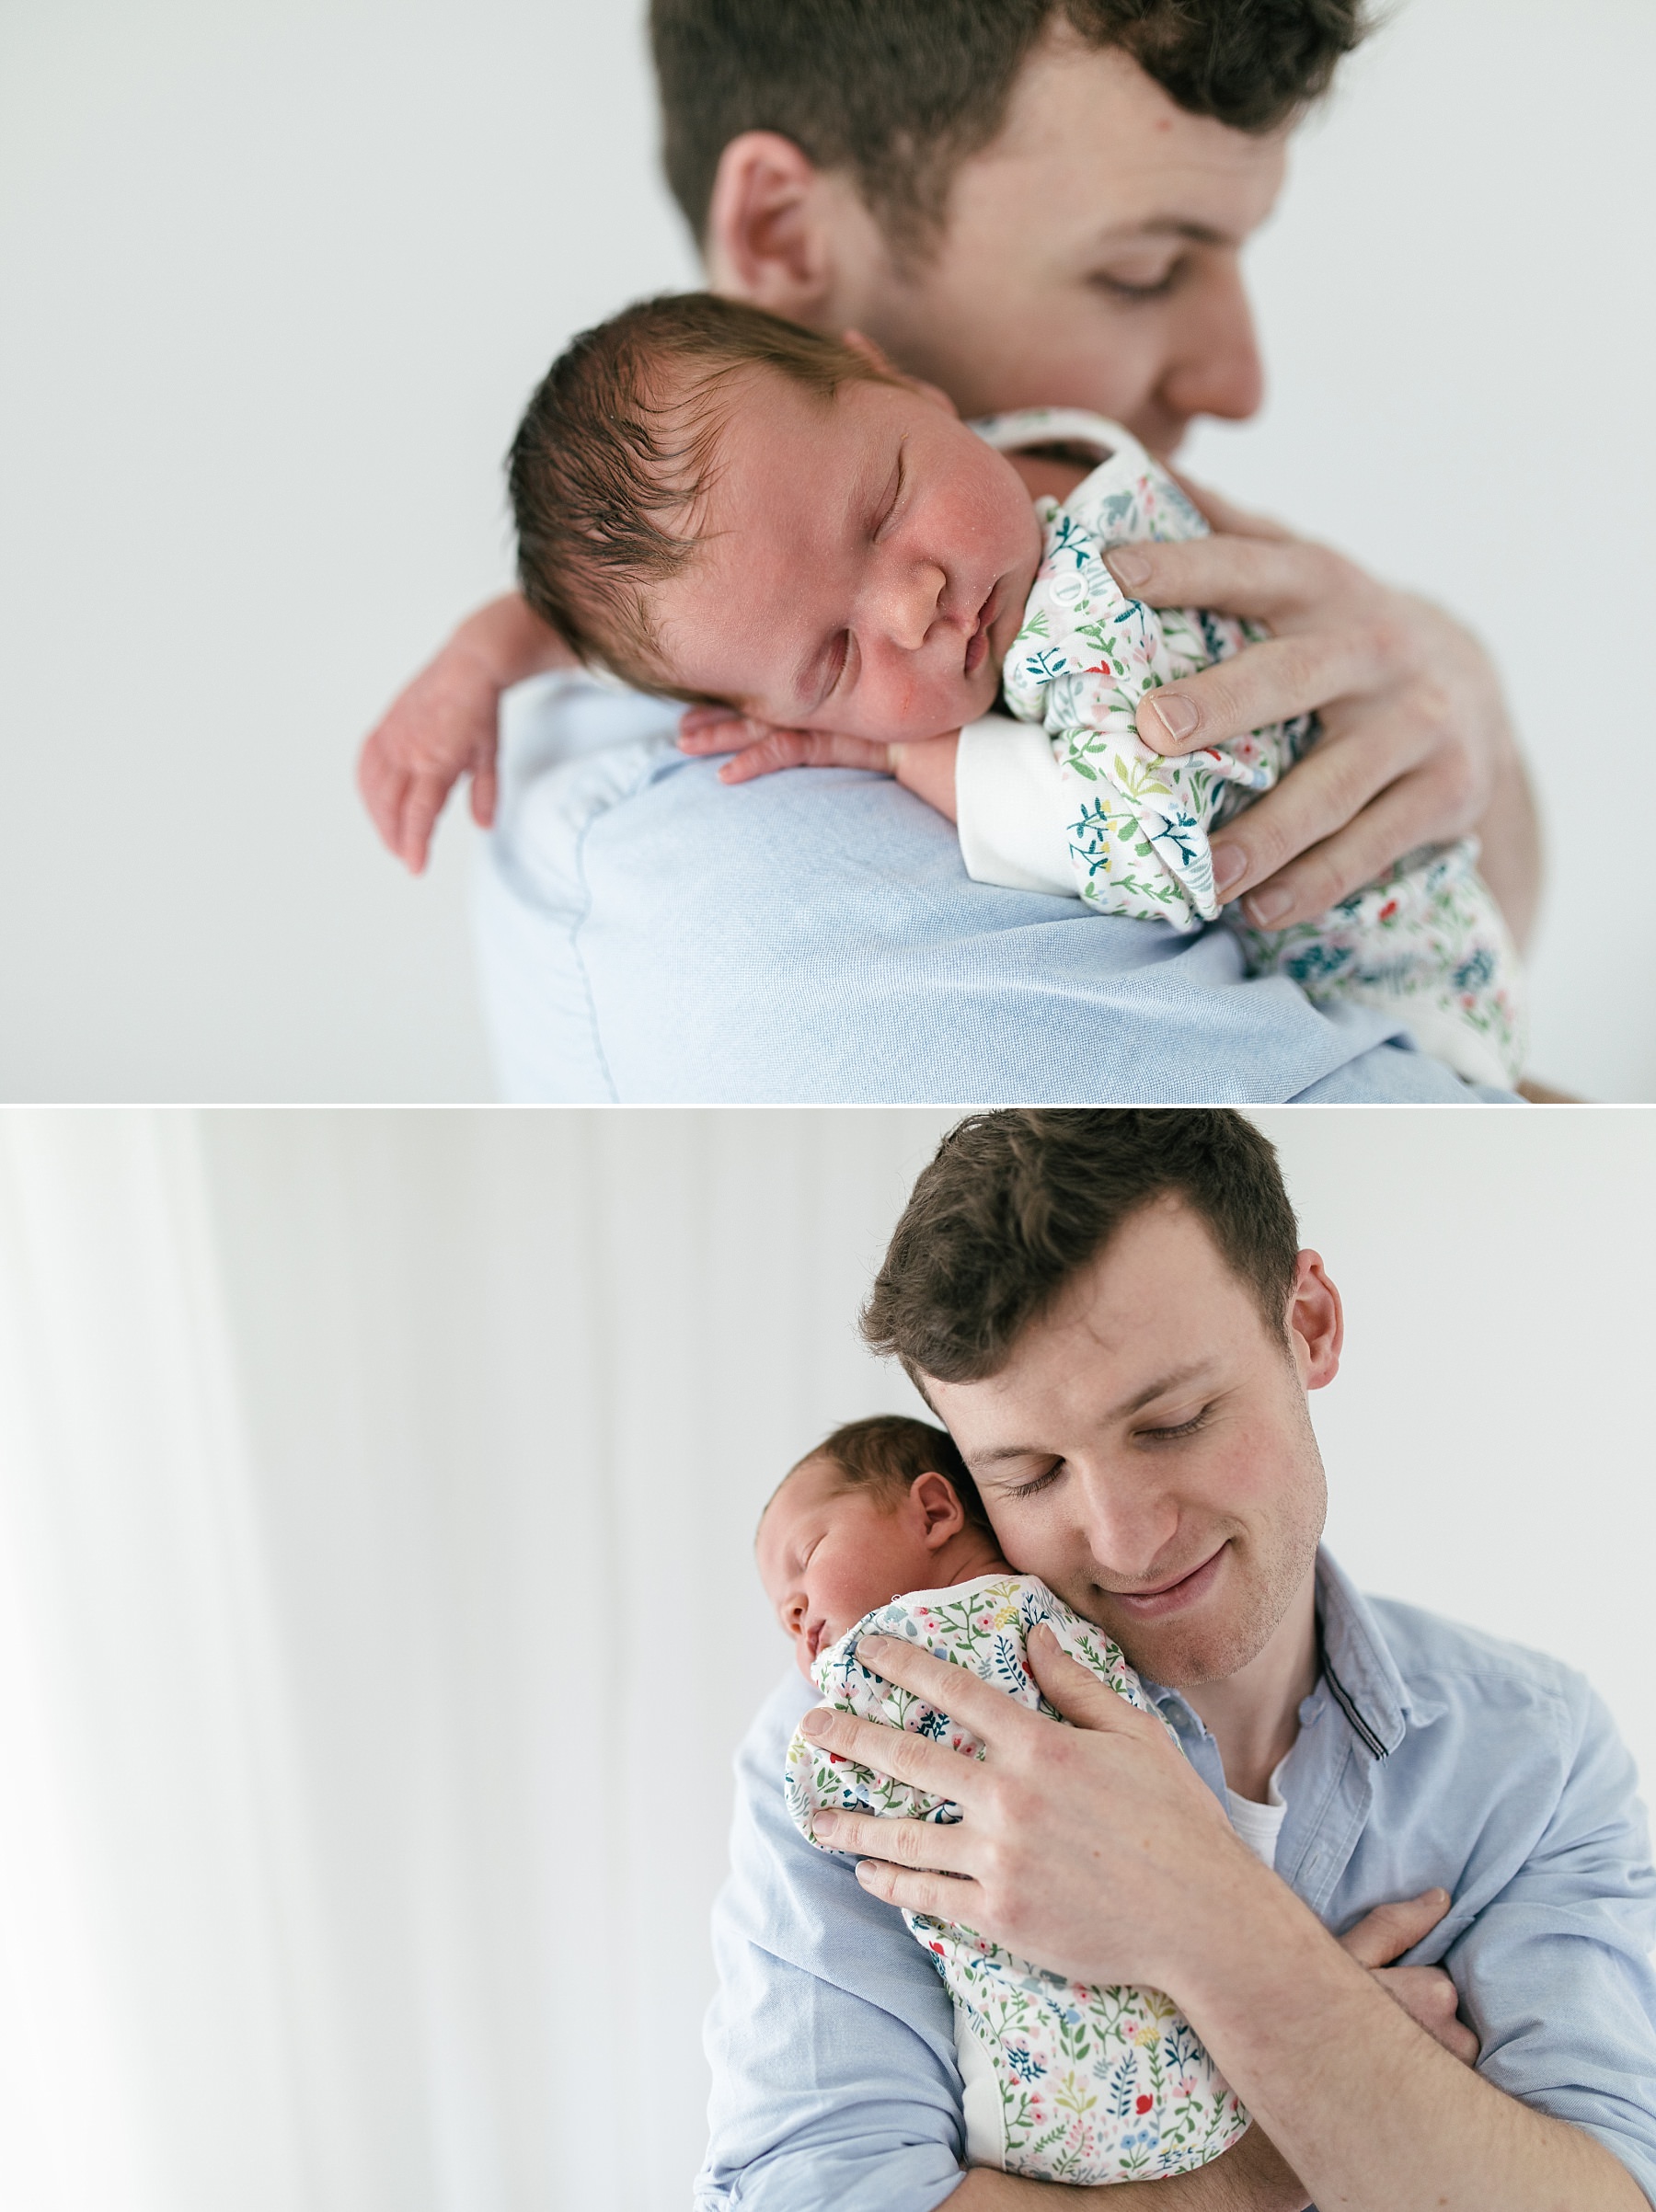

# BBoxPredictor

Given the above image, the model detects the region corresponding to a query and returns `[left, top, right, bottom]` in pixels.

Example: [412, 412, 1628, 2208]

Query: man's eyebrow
[1092, 217, 1232, 250]
[965, 1361, 1222, 1472]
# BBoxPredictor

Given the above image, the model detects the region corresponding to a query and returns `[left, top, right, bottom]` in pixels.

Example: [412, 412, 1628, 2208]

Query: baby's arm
[357, 592, 574, 873]
[677, 705, 961, 820]
[677, 709, 1077, 898]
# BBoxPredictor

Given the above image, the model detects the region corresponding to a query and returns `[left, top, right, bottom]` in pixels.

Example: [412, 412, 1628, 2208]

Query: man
[698, 1111, 1656, 2208]
[363, 0, 1539, 1101]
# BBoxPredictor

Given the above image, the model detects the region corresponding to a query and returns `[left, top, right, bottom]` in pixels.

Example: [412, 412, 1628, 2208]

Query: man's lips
[1105, 1542, 1226, 1620]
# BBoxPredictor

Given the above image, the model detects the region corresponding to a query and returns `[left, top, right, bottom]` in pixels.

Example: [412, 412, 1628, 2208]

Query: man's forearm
[1171, 1876, 1645, 2212]
[1474, 729, 1542, 950]
[951, 2123, 1306, 2211]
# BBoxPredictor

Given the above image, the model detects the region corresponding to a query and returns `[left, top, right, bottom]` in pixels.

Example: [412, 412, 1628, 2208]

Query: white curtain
[1, 1106, 1650, 2212]
[0, 1106, 955, 2212]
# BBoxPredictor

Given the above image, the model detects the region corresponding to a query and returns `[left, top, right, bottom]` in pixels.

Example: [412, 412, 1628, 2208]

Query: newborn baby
[500, 291, 1523, 1089]
[756, 1415, 1249, 2187]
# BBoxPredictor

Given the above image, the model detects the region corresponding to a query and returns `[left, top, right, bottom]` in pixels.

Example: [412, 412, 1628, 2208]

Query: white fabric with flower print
[784, 1573, 1252, 2185]
[957, 408, 1526, 1090]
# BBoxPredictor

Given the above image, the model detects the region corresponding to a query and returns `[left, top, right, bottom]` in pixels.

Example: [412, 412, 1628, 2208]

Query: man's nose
[1157, 259, 1265, 428]
[1071, 1465, 1180, 1576]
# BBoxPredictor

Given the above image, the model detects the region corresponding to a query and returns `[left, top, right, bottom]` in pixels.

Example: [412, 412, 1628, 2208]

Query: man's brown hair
[776, 1413, 994, 1535]
[861, 1109, 1301, 1387]
[651, 0, 1369, 257]
[507, 290, 896, 696]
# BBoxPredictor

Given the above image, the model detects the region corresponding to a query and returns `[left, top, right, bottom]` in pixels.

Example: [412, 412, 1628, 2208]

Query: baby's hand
[677, 706, 960, 822]
[358, 593, 575, 874]
[358, 641, 503, 874]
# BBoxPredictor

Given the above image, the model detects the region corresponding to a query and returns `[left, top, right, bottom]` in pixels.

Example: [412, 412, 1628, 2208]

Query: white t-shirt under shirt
[1225, 1757, 1290, 1871]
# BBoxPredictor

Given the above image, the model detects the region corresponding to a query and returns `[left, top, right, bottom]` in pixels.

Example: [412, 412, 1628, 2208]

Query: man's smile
[1104, 1539, 1228, 1621]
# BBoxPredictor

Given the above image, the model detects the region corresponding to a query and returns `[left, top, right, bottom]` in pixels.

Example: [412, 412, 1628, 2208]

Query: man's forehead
[926, 1204, 1265, 1418]
[958, 34, 1288, 237]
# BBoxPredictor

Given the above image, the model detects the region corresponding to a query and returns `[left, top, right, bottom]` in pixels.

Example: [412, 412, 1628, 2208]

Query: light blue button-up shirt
[474, 678, 1524, 1105]
[695, 1551, 1656, 2209]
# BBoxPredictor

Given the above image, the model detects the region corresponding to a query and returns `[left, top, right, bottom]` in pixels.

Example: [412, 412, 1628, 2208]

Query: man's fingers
[1134, 628, 1395, 759]
[808, 1805, 972, 1875]
[1106, 533, 1368, 631]
[1165, 472, 1295, 543]
[1338, 1888, 1453, 1970]
[799, 1693, 987, 1797]
[1206, 715, 1429, 915]
[1371, 1966, 1479, 2068]
[1231, 764, 1455, 932]
[852, 1855, 990, 1922]
[1025, 1626, 1160, 1738]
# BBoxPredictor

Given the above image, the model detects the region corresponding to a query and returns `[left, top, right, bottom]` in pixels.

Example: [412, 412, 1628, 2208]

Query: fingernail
[1148, 694, 1199, 744]
[1246, 886, 1293, 927]
[854, 1862, 877, 1886]
[1107, 549, 1150, 592]
[857, 1633, 891, 1659]
[1211, 843, 1247, 897]
[799, 1711, 828, 1739]
[811, 1811, 839, 1840]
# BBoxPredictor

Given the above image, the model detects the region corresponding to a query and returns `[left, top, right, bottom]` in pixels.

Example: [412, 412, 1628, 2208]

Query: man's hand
[1103, 483, 1541, 946]
[1337, 1890, 1478, 2067]
[801, 1625, 1251, 1989]
[357, 593, 573, 873]
[677, 705, 960, 819]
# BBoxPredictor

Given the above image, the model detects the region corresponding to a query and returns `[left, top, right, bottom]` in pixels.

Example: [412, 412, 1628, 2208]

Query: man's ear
[704, 131, 842, 319]
[842, 328, 960, 418]
[1286, 1249, 1343, 1392]
[910, 1472, 968, 1550]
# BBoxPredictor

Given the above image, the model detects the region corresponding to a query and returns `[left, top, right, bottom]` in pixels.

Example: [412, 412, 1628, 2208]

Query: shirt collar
[1314, 1545, 1446, 1757]
[1139, 1545, 1445, 1760]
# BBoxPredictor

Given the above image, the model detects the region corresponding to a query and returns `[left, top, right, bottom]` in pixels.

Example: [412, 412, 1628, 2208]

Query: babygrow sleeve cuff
[955, 713, 1075, 898]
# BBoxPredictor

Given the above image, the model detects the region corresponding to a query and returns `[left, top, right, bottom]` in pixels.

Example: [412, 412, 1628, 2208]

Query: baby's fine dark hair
[785, 1413, 995, 1535]
[507, 291, 897, 701]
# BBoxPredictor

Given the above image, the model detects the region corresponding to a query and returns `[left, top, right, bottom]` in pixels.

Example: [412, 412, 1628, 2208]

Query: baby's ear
[912, 1470, 967, 1546]
[842, 327, 960, 418]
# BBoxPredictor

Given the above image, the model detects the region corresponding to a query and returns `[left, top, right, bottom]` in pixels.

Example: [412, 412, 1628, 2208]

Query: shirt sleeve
[696, 1672, 969, 2212]
[953, 713, 1075, 898]
[1448, 1676, 1656, 2204]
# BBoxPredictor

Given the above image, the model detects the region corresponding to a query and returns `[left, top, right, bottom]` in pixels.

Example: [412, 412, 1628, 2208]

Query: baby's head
[508, 292, 1041, 742]
[755, 1413, 1006, 1679]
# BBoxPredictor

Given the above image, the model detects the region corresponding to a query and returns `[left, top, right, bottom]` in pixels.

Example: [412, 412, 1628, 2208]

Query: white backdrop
[0, 1105, 1651, 2211]
[2, 0, 1653, 1101]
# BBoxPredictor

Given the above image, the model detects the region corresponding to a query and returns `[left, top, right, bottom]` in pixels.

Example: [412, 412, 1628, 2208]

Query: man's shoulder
[1369, 1590, 1596, 1750]
[477, 674, 1497, 1103]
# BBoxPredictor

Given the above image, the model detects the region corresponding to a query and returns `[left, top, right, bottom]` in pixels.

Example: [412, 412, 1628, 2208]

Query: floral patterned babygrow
[965, 408, 1525, 1089]
[785, 1575, 1250, 2185]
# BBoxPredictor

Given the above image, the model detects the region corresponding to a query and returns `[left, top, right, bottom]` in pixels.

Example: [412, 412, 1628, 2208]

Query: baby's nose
[883, 559, 948, 651]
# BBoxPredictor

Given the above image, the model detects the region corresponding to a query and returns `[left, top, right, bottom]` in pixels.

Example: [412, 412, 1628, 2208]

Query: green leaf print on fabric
[784, 1574, 1251, 2185]
[970, 406, 1527, 1084]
